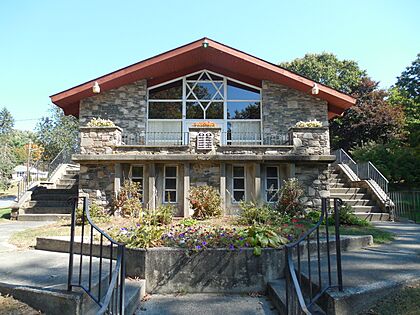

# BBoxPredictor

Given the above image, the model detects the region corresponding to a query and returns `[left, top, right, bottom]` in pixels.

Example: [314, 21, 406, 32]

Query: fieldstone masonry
[262, 80, 328, 135]
[80, 126, 122, 154]
[79, 163, 115, 206]
[295, 164, 330, 208]
[289, 127, 330, 155]
[79, 80, 147, 135]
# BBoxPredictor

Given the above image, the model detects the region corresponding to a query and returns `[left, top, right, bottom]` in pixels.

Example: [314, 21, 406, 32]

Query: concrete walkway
[0, 220, 52, 253]
[138, 294, 278, 315]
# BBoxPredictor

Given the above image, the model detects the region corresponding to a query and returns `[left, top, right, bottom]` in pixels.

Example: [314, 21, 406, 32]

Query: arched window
[147, 70, 261, 145]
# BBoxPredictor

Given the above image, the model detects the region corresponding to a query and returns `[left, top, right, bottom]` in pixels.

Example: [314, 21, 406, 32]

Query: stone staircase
[18, 165, 79, 221]
[330, 168, 390, 221]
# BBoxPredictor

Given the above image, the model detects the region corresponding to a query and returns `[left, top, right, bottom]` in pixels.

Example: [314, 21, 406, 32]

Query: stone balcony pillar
[80, 126, 122, 155]
[188, 125, 222, 154]
[288, 127, 330, 155]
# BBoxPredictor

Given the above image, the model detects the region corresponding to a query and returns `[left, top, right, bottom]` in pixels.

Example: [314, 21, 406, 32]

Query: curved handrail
[284, 198, 343, 315]
[67, 197, 126, 314]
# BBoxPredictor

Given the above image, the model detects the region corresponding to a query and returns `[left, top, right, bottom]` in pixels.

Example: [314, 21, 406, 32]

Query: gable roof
[50, 37, 356, 119]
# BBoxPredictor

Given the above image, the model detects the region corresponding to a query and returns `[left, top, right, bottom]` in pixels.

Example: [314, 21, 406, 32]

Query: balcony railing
[122, 132, 190, 145]
[122, 131, 290, 146]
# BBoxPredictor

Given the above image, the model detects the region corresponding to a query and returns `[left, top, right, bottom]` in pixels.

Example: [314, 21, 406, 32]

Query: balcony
[76, 125, 332, 163]
[121, 131, 290, 146]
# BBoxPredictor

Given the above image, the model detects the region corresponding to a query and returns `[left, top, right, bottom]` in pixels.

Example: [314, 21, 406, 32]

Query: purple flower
[202, 241, 207, 246]
[196, 245, 202, 250]
[229, 244, 235, 250]
[245, 242, 249, 247]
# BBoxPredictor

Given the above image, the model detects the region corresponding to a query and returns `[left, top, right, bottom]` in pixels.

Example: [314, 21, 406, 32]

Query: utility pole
[26, 140, 32, 185]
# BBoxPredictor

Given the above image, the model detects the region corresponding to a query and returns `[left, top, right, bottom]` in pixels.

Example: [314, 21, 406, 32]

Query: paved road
[0, 220, 52, 252]
[137, 294, 278, 315]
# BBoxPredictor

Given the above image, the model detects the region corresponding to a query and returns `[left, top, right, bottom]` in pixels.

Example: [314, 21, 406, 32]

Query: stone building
[50, 38, 356, 216]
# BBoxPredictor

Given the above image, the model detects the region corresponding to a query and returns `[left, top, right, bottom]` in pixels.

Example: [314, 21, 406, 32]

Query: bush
[305, 203, 370, 227]
[275, 179, 305, 217]
[147, 204, 174, 225]
[112, 224, 165, 248]
[113, 180, 142, 218]
[189, 185, 222, 219]
[87, 117, 115, 127]
[178, 217, 198, 227]
[238, 201, 289, 225]
[238, 224, 288, 256]
[76, 202, 110, 225]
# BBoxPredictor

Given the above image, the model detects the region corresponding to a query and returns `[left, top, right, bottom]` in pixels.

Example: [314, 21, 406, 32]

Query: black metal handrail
[68, 197, 126, 314]
[285, 198, 343, 315]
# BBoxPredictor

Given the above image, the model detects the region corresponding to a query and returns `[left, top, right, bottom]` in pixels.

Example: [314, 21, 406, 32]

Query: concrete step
[330, 193, 369, 200]
[18, 213, 71, 221]
[22, 206, 72, 214]
[55, 184, 78, 189]
[28, 200, 72, 207]
[267, 279, 326, 315]
[354, 212, 390, 221]
[32, 188, 77, 195]
[65, 169, 80, 175]
[330, 187, 366, 194]
[125, 279, 146, 315]
[58, 179, 77, 185]
[62, 174, 79, 180]
[351, 205, 378, 212]
[330, 199, 373, 206]
[31, 193, 76, 201]
[330, 182, 348, 188]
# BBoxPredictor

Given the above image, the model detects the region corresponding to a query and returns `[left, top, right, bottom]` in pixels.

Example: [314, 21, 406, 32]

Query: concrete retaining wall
[36, 235, 372, 294]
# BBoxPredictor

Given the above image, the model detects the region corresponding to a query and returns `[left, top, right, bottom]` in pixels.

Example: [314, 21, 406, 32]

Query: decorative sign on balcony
[197, 132, 214, 150]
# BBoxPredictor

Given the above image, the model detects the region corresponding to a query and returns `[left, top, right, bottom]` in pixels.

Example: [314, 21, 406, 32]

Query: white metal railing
[333, 148, 389, 193]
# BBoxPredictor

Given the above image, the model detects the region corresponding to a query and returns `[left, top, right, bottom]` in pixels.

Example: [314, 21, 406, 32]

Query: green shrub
[275, 179, 305, 217]
[112, 224, 165, 248]
[178, 217, 198, 227]
[76, 202, 110, 225]
[294, 119, 323, 128]
[238, 201, 289, 225]
[305, 203, 370, 227]
[113, 180, 142, 218]
[189, 185, 222, 219]
[147, 204, 174, 225]
[238, 224, 288, 256]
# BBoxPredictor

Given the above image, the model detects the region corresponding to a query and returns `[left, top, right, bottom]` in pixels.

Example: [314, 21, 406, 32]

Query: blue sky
[1, 0, 419, 131]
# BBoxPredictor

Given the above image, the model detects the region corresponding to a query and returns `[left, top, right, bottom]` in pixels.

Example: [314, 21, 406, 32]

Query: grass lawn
[339, 225, 395, 244]
[9, 220, 81, 249]
[0, 183, 18, 197]
[362, 284, 420, 315]
[0, 294, 41, 315]
[0, 208, 11, 221]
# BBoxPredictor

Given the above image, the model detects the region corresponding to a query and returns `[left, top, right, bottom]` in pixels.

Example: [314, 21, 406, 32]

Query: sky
[1, 0, 419, 131]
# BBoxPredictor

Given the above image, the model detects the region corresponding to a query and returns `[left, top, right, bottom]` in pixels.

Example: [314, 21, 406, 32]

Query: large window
[164, 166, 178, 203]
[147, 70, 262, 144]
[232, 166, 246, 203]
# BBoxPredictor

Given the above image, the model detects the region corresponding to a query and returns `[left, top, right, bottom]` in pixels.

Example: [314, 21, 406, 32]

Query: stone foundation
[79, 164, 116, 207]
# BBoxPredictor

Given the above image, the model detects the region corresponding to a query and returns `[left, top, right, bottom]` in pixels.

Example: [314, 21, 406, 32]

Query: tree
[35, 105, 79, 161]
[280, 52, 367, 94]
[0, 107, 14, 135]
[330, 78, 405, 150]
[281, 53, 406, 150]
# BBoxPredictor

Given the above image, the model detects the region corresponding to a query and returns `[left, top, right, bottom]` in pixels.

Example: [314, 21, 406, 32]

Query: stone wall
[295, 163, 330, 209]
[190, 162, 220, 189]
[79, 80, 147, 135]
[289, 127, 330, 155]
[79, 164, 115, 207]
[262, 80, 328, 135]
[80, 126, 122, 154]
